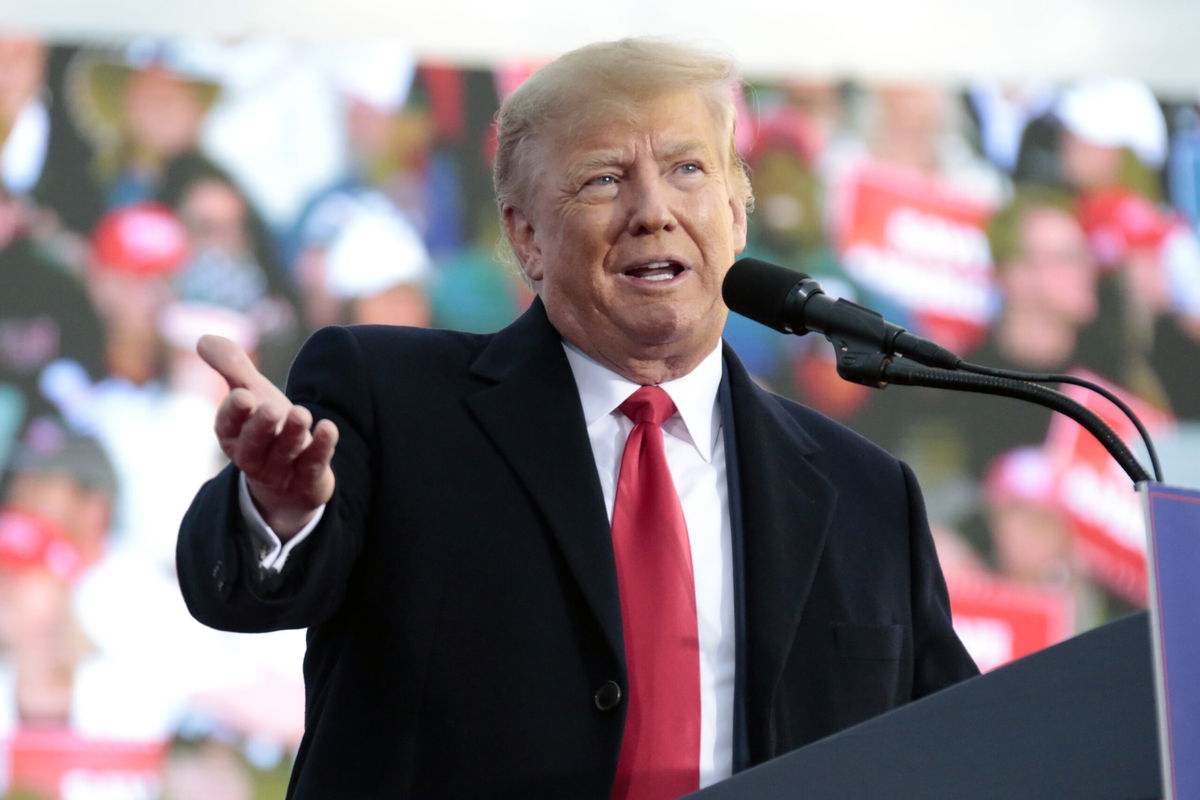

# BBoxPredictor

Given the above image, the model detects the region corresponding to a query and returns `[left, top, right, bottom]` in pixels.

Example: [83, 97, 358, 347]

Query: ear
[730, 195, 748, 255]
[502, 204, 544, 282]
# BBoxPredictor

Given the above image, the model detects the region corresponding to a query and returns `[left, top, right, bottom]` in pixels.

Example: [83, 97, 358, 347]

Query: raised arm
[179, 328, 372, 633]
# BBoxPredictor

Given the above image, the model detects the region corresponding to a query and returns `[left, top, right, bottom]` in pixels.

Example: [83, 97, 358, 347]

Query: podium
[689, 612, 1161, 799]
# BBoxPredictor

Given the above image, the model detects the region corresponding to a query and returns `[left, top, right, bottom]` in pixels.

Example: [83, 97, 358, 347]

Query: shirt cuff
[238, 471, 325, 572]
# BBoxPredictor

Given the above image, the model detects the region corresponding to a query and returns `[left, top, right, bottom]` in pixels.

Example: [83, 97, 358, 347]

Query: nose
[625, 172, 676, 236]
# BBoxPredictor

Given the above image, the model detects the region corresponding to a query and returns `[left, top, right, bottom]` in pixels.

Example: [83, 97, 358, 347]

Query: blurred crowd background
[0, 31, 1198, 799]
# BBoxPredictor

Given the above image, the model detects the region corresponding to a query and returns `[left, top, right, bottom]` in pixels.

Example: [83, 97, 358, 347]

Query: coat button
[594, 680, 622, 712]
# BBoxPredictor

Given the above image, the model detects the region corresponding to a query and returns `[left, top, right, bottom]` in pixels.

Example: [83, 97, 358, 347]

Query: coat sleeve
[176, 325, 377, 633]
[901, 460, 981, 696]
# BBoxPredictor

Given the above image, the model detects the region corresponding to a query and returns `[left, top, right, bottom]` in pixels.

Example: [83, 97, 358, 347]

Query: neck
[543, 296, 725, 385]
[567, 336, 718, 385]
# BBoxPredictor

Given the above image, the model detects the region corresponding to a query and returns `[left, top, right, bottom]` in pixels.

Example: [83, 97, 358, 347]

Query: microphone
[722, 257, 962, 370]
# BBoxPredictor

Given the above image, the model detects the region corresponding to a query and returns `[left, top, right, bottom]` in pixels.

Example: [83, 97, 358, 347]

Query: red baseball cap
[90, 202, 189, 277]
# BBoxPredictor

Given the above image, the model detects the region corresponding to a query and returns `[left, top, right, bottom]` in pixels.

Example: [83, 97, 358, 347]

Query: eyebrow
[572, 151, 627, 172]
[566, 139, 717, 181]
[657, 139, 715, 162]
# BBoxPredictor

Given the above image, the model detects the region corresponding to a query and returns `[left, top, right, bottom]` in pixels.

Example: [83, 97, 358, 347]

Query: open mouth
[622, 260, 686, 282]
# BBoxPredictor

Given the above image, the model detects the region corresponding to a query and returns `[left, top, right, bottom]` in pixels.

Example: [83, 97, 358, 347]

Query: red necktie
[610, 386, 701, 800]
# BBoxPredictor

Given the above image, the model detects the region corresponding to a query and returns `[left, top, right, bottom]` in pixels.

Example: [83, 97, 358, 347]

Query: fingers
[256, 405, 317, 481]
[231, 400, 291, 480]
[290, 419, 339, 500]
[197, 334, 283, 400]
[214, 389, 338, 502]
[213, 387, 257, 447]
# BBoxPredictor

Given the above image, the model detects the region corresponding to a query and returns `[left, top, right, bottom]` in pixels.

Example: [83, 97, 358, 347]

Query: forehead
[1021, 206, 1083, 240]
[537, 89, 726, 169]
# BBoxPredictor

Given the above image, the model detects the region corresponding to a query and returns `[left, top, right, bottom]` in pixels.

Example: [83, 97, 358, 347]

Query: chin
[626, 306, 716, 350]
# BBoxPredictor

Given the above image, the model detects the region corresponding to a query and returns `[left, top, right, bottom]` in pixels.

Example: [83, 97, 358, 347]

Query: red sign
[5, 726, 166, 800]
[947, 571, 1075, 672]
[833, 161, 996, 352]
[1043, 371, 1173, 604]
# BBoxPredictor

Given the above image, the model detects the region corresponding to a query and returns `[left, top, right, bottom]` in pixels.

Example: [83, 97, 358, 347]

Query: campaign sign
[1043, 371, 1172, 604]
[1142, 483, 1200, 800]
[832, 161, 995, 352]
[5, 727, 166, 800]
[946, 572, 1074, 673]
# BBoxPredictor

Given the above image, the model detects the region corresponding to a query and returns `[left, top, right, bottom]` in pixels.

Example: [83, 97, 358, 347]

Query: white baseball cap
[1056, 78, 1168, 167]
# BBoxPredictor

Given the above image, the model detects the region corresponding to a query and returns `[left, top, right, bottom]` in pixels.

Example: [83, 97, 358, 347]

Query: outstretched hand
[198, 335, 339, 540]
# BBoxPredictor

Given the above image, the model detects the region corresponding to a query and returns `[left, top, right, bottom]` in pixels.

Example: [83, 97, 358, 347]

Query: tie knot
[619, 385, 677, 427]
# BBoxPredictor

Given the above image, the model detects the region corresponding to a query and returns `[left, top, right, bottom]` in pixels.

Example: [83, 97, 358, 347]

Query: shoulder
[283, 324, 500, 409]
[775, 391, 898, 463]
[298, 323, 493, 368]
[724, 344, 904, 472]
[729, 370, 919, 506]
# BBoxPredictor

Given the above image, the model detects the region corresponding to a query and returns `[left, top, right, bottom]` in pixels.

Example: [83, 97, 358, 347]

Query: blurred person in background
[953, 184, 1119, 472]
[0, 186, 107, 467]
[0, 37, 49, 203]
[176, 38, 344, 232]
[826, 82, 1007, 210]
[820, 82, 1005, 368]
[65, 41, 222, 211]
[0, 428, 114, 721]
[736, 99, 874, 419]
[287, 41, 428, 262]
[0, 35, 104, 250]
[55, 302, 307, 798]
[1056, 79, 1200, 420]
[292, 190, 433, 330]
[980, 446, 1114, 630]
[70, 305, 305, 800]
[81, 203, 189, 387]
[962, 82, 1057, 177]
[426, 65, 534, 335]
[871, 185, 1112, 542]
[982, 448, 1073, 587]
[44, 203, 195, 563]
[0, 427, 124, 799]
[426, 196, 535, 334]
[157, 153, 304, 383]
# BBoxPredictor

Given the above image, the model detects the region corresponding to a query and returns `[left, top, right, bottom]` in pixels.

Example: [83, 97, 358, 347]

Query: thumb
[197, 334, 277, 396]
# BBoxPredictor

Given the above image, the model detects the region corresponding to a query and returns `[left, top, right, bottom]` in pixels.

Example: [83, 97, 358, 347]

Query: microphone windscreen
[722, 258, 810, 332]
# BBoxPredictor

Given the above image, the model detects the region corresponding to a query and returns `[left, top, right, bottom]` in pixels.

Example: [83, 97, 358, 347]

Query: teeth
[624, 260, 681, 282]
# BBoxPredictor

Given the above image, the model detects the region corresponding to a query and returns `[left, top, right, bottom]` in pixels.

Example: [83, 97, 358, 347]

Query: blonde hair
[493, 38, 753, 218]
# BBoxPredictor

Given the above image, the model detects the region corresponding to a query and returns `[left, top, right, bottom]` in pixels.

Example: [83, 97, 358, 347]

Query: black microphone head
[723, 258, 813, 333]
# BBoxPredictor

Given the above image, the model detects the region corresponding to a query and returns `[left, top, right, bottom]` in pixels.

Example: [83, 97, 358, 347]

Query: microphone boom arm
[869, 356, 1153, 485]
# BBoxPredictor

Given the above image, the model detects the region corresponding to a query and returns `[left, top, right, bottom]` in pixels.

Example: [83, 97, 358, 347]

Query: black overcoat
[177, 299, 977, 798]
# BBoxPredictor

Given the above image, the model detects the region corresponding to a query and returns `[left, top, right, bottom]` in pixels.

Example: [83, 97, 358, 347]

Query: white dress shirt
[561, 341, 735, 788]
[240, 339, 736, 787]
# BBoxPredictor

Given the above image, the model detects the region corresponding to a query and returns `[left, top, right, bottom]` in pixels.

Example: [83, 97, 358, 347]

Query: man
[177, 39, 976, 799]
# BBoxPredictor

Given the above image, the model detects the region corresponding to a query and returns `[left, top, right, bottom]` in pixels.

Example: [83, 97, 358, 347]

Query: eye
[679, 162, 701, 174]
[586, 174, 618, 187]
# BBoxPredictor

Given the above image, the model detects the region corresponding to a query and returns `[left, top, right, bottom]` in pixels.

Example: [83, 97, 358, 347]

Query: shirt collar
[561, 339, 724, 462]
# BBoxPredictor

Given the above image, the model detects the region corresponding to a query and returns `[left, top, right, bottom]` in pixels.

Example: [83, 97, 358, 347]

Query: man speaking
[177, 38, 977, 799]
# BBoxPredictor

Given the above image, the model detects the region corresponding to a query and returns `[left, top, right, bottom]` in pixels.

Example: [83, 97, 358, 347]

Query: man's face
[1008, 206, 1097, 325]
[505, 89, 747, 376]
[122, 67, 206, 157]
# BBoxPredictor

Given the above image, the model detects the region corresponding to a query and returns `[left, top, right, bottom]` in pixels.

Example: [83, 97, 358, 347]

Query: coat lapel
[723, 346, 837, 760]
[464, 299, 625, 667]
